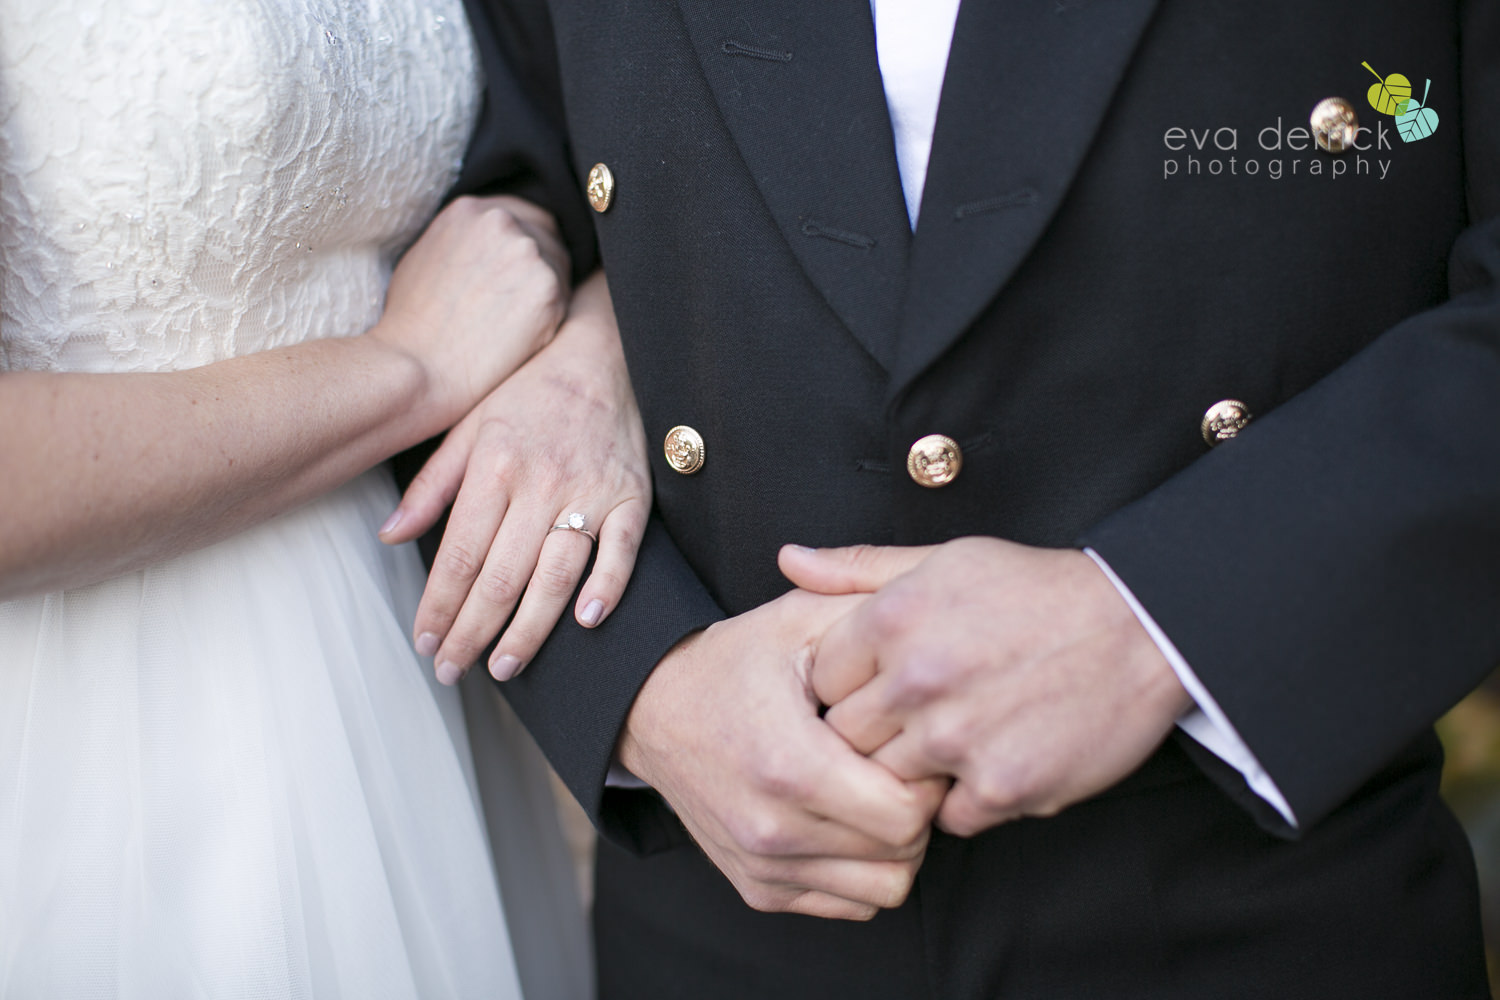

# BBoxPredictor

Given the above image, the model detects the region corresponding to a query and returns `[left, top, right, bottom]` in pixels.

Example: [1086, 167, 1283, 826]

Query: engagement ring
[549, 512, 598, 543]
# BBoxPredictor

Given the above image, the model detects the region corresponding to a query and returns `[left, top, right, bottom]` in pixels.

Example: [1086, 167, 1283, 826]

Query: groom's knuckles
[884, 782, 941, 845]
[937, 791, 997, 838]
[785, 893, 879, 922]
[823, 681, 901, 756]
[916, 709, 977, 770]
[720, 856, 800, 911]
[747, 747, 814, 805]
[885, 798, 936, 850]
[968, 782, 1023, 826]
[879, 862, 921, 909]
[910, 777, 951, 823]
[809, 623, 875, 706]
[939, 769, 1032, 837]
[849, 860, 920, 910]
[843, 804, 927, 859]
[724, 805, 801, 858]
[886, 647, 971, 711]
[731, 856, 913, 917]
[863, 583, 927, 642]
[735, 882, 785, 914]
[737, 881, 873, 921]
[892, 825, 933, 862]
[817, 745, 936, 842]
[788, 857, 920, 911]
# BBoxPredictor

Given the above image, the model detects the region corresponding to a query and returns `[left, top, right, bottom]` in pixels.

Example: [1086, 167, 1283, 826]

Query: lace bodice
[0, 0, 480, 373]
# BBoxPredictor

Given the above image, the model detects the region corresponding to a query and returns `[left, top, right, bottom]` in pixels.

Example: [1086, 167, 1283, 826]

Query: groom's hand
[617, 589, 946, 921]
[780, 539, 1191, 838]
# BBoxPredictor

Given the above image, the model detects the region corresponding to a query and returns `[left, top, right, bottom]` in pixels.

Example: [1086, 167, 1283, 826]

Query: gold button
[664, 425, 705, 474]
[906, 434, 963, 488]
[1201, 399, 1253, 445]
[1310, 97, 1359, 153]
[586, 163, 614, 213]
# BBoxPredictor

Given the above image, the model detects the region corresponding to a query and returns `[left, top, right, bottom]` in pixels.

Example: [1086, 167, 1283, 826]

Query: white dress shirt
[871, 0, 1296, 825]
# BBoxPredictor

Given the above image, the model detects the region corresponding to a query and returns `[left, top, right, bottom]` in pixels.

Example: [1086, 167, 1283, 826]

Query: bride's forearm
[0, 331, 444, 599]
[0, 194, 570, 600]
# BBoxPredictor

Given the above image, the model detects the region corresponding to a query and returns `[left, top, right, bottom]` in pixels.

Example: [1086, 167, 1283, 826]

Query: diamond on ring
[549, 512, 598, 543]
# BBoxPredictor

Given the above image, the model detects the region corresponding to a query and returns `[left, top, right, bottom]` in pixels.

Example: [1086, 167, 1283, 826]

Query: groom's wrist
[615, 628, 706, 788]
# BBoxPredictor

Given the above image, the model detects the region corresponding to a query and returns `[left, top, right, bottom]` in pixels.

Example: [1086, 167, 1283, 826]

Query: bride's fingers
[380, 422, 475, 545]
[490, 525, 595, 674]
[574, 499, 647, 629]
[434, 500, 553, 682]
[413, 463, 512, 674]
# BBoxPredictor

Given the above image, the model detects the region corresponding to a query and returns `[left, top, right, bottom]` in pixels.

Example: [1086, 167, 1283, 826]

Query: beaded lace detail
[0, 0, 480, 373]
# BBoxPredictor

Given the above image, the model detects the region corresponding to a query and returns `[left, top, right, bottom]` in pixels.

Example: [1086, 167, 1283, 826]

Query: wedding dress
[0, 1, 584, 996]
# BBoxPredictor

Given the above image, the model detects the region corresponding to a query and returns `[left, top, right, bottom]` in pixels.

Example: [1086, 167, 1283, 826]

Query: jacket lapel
[890, 0, 1161, 395]
[676, 0, 912, 370]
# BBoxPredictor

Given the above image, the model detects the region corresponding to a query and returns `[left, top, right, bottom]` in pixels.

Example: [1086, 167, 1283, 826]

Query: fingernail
[490, 653, 524, 681]
[415, 632, 440, 657]
[379, 509, 404, 535]
[435, 660, 463, 686]
[787, 544, 816, 554]
[580, 599, 605, 627]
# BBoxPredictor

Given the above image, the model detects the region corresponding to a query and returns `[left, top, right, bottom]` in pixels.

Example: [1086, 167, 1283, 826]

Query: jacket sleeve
[501, 517, 725, 854]
[453, 0, 596, 281]
[421, 0, 728, 854]
[1081, 0, 1500, 834]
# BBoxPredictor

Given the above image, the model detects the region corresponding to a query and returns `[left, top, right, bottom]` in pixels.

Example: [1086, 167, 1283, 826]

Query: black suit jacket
[454, 1, 1500, 996]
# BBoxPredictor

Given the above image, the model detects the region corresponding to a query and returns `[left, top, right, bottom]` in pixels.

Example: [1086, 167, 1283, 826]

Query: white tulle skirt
[0, 469, 537, 999]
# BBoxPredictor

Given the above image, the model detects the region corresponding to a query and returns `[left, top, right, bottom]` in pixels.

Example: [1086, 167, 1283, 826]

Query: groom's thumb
[778, 543, 933, 594]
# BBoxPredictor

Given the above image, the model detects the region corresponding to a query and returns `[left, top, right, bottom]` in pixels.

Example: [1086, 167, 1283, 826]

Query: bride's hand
[381, 272, 651, 684]
[370, 195, 570, 428]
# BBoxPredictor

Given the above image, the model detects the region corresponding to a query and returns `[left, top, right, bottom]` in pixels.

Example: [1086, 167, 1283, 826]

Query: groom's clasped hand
[619, 537, 1191, 921]
[616, 587, 947, 922]
[785, 539, 1190, 840]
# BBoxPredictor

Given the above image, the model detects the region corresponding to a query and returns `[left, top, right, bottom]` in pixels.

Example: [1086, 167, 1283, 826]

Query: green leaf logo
[1363, 61, 1413, 115]
[1396, 79, 1440, 142]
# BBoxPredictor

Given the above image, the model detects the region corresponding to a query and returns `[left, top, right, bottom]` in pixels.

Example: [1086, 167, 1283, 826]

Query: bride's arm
[0, 195, 567, 600]
[384, 270, 652, 683]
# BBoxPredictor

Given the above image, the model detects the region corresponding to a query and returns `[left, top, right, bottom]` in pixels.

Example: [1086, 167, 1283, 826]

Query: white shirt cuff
[1084, 548, 1298, 828]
